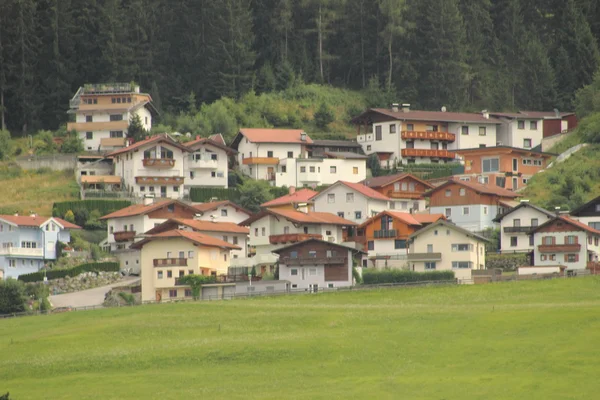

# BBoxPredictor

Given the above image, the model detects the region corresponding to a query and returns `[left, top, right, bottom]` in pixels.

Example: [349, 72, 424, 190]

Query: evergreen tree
[378, 0, 406, 92]
[128, 114, 147, 142]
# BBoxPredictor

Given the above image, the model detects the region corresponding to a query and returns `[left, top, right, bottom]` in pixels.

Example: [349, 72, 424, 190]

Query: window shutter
[564, 254, 568, 262]
[575, 236, 579, 244]
[552, 237, 556, 245]
[575, 254, 579, 262]
[589, 236, 592, 245]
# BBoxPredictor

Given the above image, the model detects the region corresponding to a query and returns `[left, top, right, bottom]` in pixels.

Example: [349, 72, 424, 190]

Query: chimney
[143, 195, 154, 206]
[401, 103, 411, 113]
[300, 132, 307, 142]
[554, 108, 560, 118]
[520, 199, 530, 203]
[289, 186, 296, 195]
[391, 103, 399, 112]
[481, 109, 489, 119]
[554, 206, 561, 216]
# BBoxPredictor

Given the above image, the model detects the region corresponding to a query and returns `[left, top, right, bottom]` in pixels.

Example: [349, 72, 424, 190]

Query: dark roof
[272, 238, 366, 255]
[569, 195, 600, 216]
[361, 173, 435, 190]
[310, 139, 362, 148]
[530, 215, 600, 235]
[518, 111, 575, 119]
[323, 151, 368, 160]
[351, 108, 501, 124]
[492, 202, 555, 223]
[409, 220, 490, 242]
[424, 178, 521, 199]
[185, 137, 236, 154]
[106, 134, 190, 157]
[451, 146, 556, 157]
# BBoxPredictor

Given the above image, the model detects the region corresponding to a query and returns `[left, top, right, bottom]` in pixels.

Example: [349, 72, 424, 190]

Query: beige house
[408, 220, 488, 282]
[131, 230, 240, 302]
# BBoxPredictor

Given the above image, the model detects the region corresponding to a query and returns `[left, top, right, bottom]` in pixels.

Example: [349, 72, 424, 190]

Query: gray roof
[310, 139, 362, 148]
[324, 151, 368, 159]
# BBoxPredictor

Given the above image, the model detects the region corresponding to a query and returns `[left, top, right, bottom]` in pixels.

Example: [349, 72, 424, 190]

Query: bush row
[362, 269, 455, 285]
[18, 262, 120, 283]
[190, 187, 240, 203]
[52, 200, 132, 219]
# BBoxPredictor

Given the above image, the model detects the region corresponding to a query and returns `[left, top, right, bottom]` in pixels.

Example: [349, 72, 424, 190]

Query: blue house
[0, 214, 81, 279]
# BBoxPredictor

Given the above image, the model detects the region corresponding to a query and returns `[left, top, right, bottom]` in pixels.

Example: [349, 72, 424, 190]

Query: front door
[160, 186, 167, 197]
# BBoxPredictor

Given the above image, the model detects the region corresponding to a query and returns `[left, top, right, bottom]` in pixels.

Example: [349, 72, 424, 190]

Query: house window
[188, 251, 194, 259]
[531, 218, 538, 227]
[261, 227, 266, 236]
[513, 219, 521, 227]
[300, 166, 306, 173]
[346, 193, 354, 203]
[427, 244, 433, 253]
[462, 207, 469, 215]
[355, 211, 362, 220]
[461, 126, 468, 135]
[310, 166, 315, 173]
[185, 289, 192, 297]
[566, 254, 578, 263]
[167, 204, 175, 212]
[281, 166, 287, 173]
[140, 186, 145, 192]
[190, 171, 195, 179]
[565, 235, 577, 245]
[445, 189, 451, 197]
[326, 250, 337, 257]
[389, 124, 396, 134]
[445, 208, 451, 218]
[157, 271, 163, 279]
[173, 186, 179, 192]
[327, 194, 335, 203]
[406, 123, 414, 131]
[169, 289, 177, 298]
[267, 151, 273, 157]
[426, 125, 438, 132]
[518, 120, 525, 129]
[483, 206, 488, 215]
[542, 236, 554, 245]
[167, 270, 173, 278]
[86, 132, 93, 140]
[479, 127, 487, 136]
[330, 166, 337, 174]
[530, 236, 534, 246]
[308, 250, 317, 258]
[211, 171, 216, 177]
[309, 268, 317, 276]
[394, 239, 406, 249]
[86, 115, 93, 122]
[425, 262, 436, 270]
[530, 121, 538, 130]
[353, 167, 359, 175]
[254, 228, 258, 237]
[285, 151, 293, 158]
[452, 261, 472, 269]
[109, 114, 123, 121]
[459, 188, 465, 196]
[452, 244, 472, 252]
[375, 126, 382, 140]
[510, 237, 518, 247]
[482, 158, 499, 172]
[221, 209, 228, 217]
[367, 145, 371, 151]
[367, 241, 374, 251]
[290, 251, 298, 259]
[291, 269, 298, 276]
[337, 212, 344, 218]
[523, 139, 532, 148]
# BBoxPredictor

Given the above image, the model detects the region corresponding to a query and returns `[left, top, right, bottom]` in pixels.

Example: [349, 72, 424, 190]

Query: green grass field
[2, 278, 600, 399]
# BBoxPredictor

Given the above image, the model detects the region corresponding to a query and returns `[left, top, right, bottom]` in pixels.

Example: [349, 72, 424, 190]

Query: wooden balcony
[142, 158, 175, 168]
[538, 244, 581, 253]
[100, 138, 126, 148]
[407, 252, 442, 261]
[387, 190, 423, 199]
[135, 176, 184, 185]
[401, 131, 455, 142]
[373, 229, 401, 239]
[66, 120, 128, 132]
[401, 149, 455, 159]
[281, 256, 348, 266]
[242, 157, 280, 165]
[269, 233, 322, 245]
[504, 226, 532, 233]
[153, 258, 188, 267]
[113, 230, 136, 242]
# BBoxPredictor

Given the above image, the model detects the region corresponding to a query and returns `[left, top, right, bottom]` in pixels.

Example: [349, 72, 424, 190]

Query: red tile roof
[193, 201, 252, 216]
[0, 215, 81, 229]
[99, 200, 196, 220]
[425, 178, 521, 198]
[238, 128, 313, 144]
[559, 216, 600, 235]
[353, 108, 501, 124]
[146, 218, 249, 235]
[261, 189, 318, 207]
[336, 181, 391, 201]
[361, 173, 435, 190]
[412, 213, 446, 224]
[358, 211, 444, 229]
[131, 229, 241, 250]
[105, 134, 191, 157]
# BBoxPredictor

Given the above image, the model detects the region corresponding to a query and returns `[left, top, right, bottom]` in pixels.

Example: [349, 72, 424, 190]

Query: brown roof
[145, 218, 249, 235]
[99, 200, 196, 220]
[184, 136, 236, 154]
[193, 201, 252, 216]
[105, 134, 191, 157]
[424, 179, 521, 199]
[236, 128, 313, 144]
[0, 215, 81, 229]
[131, 229, 241, 250]
[531, 216, 600, 235]
[261, 189, 318, 207]
[241, 208, 356, 226]
[272, 238, 366, 255]
[359, 211, 444, 229]
[361, 173, 435, 190]
[352, 108, 501, 124]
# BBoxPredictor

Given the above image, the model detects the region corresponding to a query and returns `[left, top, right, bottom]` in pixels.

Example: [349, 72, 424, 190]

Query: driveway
[49, 277, 140, 308]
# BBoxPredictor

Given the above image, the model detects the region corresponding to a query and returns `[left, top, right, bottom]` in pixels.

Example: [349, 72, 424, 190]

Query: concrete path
[49, 277, 140, 308]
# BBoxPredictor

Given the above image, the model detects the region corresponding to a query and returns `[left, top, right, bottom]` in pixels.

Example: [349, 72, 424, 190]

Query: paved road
[49, 277, 140, 308]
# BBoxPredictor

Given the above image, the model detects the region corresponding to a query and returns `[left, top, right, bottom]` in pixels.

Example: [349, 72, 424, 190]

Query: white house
[569, 195, 600, 230]
[67, 83, 157, 152]
[490, 112, 544, 149]
[184, 136, 234, 190]
[311, 180, 391, 224]
[408, 220, 488, 282]
[493, 202, 555, 254]
[192, 201, 253, 225]
[275, 152, 367, 187]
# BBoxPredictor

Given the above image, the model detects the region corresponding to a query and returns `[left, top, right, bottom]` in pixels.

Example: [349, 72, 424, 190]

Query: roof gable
[570, 195, 600, 217]
[185, 137, 236, 154]
[351, 108, 501, 125]
[493, 202, 555, 222]
[106, 134, 191, 157]
[145, 218, 249, 235]
[231, 128, 313, 148]
[312, 181, 391, 201]
[131, 229, 241, 250]
[240, 208, 356, 226]
[193, 201, 252, 216]
[409, 220, 489, 242]
[99, 200, 197, 220]
[361, 173, 434, 190]
[261, 188, 318, 207]
[0, 215, 81, 229]
[530, 216, 600, 235]
[425, 179, 521, 199]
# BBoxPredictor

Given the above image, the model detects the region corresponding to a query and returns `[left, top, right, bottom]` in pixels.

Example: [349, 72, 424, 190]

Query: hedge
[362, 269, 455, 284]
[18, 262, 120, 283]
[52, 200, 132, 219]
[190, 187, 240, 203]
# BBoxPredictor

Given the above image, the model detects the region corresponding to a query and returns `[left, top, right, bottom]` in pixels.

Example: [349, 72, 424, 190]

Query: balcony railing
[153, 258, 188, 267]
[0, 247, 44, 257]
[100, 138, 127, 148]
[113, 230, 136, 242]
[66, 121, 128, 132]
[401, 131, 456, 142]
[135, 176, 184, 185]
[229, 253, 280, 268]
[401, 149, 455, 159]
[189, 158, 218, 169]
[406, 252, 442, 261]
[504, 226, 533, 233]
[538, 244, 581, 253]
[142, 158, 175, 168]
[387, 190, 423, 199]
[373, 229, 398, 239]
[269, 233, 322, 245]
[242, 157, 280, 165]
[281, 256, 348, 265]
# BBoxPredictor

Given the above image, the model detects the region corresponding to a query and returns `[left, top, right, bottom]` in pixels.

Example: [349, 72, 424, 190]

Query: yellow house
[407, 220, 488, 282]
[131, 230, 240, 302]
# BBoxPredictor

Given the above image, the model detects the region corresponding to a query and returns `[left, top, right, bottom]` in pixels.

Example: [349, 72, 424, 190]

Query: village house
[144, 218, 249, 260]
[307, 139, 365, 158]
[132, 230, 239, 302]
[67, 82, 157, 152]
[519, 111, 578, 138]
[408, 220, 488, 282]
[527, 215, 600, 275]
[424, 179, 521, 232]
[361, 173, 433, 212]
[450, 146, 554, 190]
[0, 215, 81, 279]
[489, 112, 545, 149]
[351, 104, 501, 167]
[192, 201, 252, 224]
[311, 180, 391, 224]
[273, 239, 364, 291]
[184, 136, 234, 190]
[99, 199, 200, 272]
[493, 201, 555, 255]
[260, 187, 318, 212]
[569, 195, 600, 230]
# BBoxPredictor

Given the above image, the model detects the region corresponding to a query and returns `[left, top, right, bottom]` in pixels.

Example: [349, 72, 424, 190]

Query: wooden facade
[147, 203, 198, 219]
[369, 175, 432, 200]
[428, 182, 513, 207]
[362, 214, 419, 242]
[454, 148, 552, 176]
[276, 240, 351, 281]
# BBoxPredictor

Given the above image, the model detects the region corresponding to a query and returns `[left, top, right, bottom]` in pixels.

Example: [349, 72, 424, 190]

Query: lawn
[2, 278, 600, 399]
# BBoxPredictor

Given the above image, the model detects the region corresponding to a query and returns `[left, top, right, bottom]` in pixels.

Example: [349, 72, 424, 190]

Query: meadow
[1, 278, 600, 399]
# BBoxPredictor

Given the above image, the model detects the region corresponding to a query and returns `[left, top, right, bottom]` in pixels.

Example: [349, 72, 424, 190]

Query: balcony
[269, 233, 322, 245]
[373, 229, 399, 239]
[401, 131, 456, 142]
[189, 158, 218, 169]
[242, 157, 280, 165]
[538, 244, 581, 253]
[100, 138, 126, 148]
[407, 252, 442, 261]
[401, 149, 455, 159]
[504, 226, 533, 233]
[113, 230, 136, 242]
[281, 256, 348, 266]
[66, 120, 128, 132]
[229, 253, 280, 268]
[387, 190, 423, 199]
[135, 176, 184, 185]
[153, 258, 188, 267]
[0, 247, 44, 257]
[142, 158, 175, 168]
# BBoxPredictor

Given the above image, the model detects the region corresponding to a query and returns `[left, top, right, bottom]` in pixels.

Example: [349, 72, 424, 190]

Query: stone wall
[46, 271, 122, 295]
[15, 154, 77, 171]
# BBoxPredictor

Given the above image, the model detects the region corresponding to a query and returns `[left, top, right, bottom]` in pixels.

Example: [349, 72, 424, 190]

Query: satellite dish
[441, 106, 447, 112]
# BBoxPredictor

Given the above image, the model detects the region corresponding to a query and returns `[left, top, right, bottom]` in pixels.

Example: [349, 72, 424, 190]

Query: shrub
[18, 262, 120, 283]
[362, 269, 455, 285]
[190, 187, 240, 203]
[73, 208, 90, 227]
[313, 102, 335, 129]
[118, 292, 136, 305]
[64, 210, 75, 223]
[0, 279, 27, 314]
